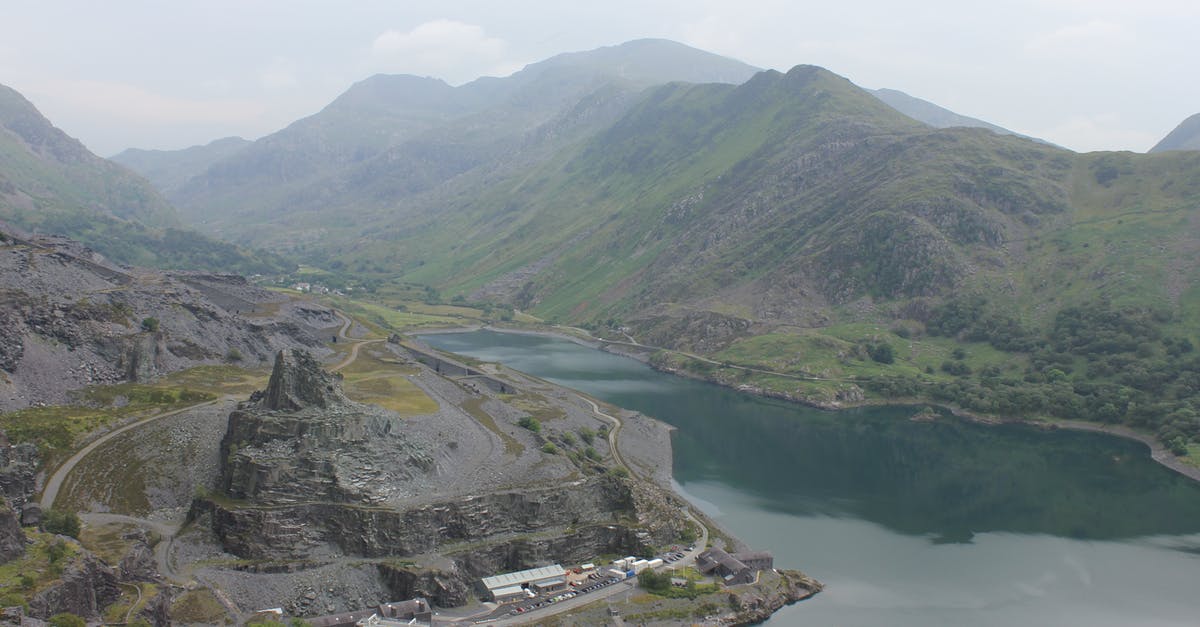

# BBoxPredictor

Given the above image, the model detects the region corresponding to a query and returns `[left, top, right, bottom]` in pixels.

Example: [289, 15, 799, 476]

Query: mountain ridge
[1150, 113, 1200, 153]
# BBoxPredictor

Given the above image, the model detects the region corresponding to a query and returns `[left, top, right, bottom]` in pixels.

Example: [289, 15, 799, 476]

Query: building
[696, 548, 769, 586]
[734, 550, 774, 571]
[530, 577, 567, 594]
[489, 585, 528, 604]
[480, 564, 567, 602]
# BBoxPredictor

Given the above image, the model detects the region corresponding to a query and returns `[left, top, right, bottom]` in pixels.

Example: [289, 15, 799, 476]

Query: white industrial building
[480, 564, 567, 602]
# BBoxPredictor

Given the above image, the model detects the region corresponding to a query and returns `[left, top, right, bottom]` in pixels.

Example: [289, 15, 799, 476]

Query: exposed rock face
[198, 477, 636, 560]
[263, 349, 346, 411]
[118, 531, 158, 582]
[0, 430, 38, 518]
[0, 500, 24, 563]
[27, 553, 121, 621]
[219, 350, 433, 506]
[0, 228, 333, 411]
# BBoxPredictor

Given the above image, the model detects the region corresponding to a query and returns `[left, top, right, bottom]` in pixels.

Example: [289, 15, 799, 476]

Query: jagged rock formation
[262, 349, 347, 411]
[0, 500, 24, 563]
[0, 225, 332, 411]
[219, 349, 433, 506]
[0, 430, 38, 518]
[27, 552, 121, 621]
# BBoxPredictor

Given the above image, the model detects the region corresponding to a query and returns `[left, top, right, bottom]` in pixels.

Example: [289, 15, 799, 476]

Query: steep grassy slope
[0, 84, 289, 274]
[1150, 113, 1200, 153]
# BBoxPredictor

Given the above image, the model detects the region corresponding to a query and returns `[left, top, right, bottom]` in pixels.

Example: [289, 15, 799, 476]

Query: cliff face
[0, 500, 23, 563]
[200, 478, 636, 559]
[27, 553, 121, 621]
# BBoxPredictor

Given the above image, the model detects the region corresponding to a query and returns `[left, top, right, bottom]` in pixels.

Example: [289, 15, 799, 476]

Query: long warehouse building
[480, 564, 567, 603]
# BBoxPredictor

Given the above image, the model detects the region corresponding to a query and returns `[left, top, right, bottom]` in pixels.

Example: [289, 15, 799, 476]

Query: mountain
[871, 88, 1016, 134]
[0, 83, 289, 273]
[142, 39, 759, 246]
[870, 88, 1053, 145]
[1150, 113, 1200, 152]
[110, 136, 250, 196]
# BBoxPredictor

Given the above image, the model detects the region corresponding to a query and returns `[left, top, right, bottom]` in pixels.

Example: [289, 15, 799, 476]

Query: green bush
[140, 317, 159, 332]
[541, 443, 558, 454]
[517, 416, 541, 433]
[42, 509, 81, 538]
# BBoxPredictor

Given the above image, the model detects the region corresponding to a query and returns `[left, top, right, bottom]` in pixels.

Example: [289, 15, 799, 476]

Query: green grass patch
[0, 531, 82, 602]
[0, 383, 215, 467]
[170, 589, 228, 624]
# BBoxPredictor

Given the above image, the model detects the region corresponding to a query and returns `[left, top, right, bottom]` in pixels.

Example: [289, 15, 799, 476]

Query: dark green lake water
[420, 330, 1200, 626]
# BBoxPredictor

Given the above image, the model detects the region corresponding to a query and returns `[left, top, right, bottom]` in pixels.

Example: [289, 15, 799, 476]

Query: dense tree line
[872, 298, 1200, 454]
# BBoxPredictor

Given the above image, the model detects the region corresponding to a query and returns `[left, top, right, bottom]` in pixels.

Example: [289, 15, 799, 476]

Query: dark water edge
[419, 329, 1200, 627]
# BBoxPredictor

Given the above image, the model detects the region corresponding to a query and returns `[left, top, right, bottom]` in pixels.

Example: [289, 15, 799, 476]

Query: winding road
[40, 397, 226, 511]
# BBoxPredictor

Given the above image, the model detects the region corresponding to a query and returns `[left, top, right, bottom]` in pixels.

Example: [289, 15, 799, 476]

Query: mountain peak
[520, 38, 761, 86]
[1150, 113, 1200, 153]
[262, 349, 346, 411]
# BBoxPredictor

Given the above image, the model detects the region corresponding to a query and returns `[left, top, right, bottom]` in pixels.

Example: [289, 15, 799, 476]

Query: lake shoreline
[415, 324, 1200, 486]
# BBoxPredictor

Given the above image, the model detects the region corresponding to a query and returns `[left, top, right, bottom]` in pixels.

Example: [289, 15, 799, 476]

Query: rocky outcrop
[0, 500, 24, 563]
[219, 350, 434, 506]
[27, 553, 121, 621]
[0, 229, 333, 412]
[198, 476, 637, 559]
[729, 569, 823, 626]
[0, 430, 38, 518]
[118, 531, 158, 582]
[263, 349, 346, 411]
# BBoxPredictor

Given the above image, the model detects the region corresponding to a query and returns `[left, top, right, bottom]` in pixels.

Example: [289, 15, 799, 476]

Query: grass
[338, 346, 438, 415]
[0, 531, 81, 602]
[158, 364, 268, 395]
[103, 583, 158, 624]
[506, 393, 567, 423]
[78, 521, 154, 564]
[170, 589, 228, 624]
[325, 296, 475, 332]
[0, 383, 215, 468]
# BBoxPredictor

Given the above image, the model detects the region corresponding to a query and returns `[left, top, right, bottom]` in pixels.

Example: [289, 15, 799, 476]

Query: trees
[42, 509, 81, 538]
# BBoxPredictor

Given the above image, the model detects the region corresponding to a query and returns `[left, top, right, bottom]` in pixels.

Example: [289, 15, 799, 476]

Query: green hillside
[0, 84, 290, 274]
[288, 65, 1200, 451]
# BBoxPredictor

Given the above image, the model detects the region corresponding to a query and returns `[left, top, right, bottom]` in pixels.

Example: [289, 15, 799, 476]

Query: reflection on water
[420, 330, 1200, 626]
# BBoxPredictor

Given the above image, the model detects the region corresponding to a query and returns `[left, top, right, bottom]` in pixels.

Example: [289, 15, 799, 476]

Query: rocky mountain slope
[0, 83, 288, 274]
[0, 222, 332, 411]
[110, 135, 250, 197]
[1150, 112, 1200, 152]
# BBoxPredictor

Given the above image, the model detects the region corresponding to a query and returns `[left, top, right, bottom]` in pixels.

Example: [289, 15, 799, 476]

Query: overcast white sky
[1, 0, 1196, 155]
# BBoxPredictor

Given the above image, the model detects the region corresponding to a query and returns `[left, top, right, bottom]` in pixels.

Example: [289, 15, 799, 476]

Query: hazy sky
[1, 0, 1196, 155]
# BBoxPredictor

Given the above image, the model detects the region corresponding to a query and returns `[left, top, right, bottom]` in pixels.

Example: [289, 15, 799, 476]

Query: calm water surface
[420, 330, 1200, 626]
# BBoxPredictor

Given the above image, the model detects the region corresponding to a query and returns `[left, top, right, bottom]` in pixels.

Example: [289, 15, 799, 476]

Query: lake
[420, 330, 1200, 626]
